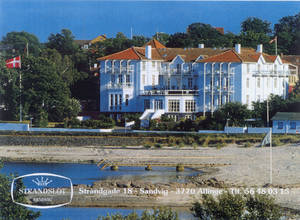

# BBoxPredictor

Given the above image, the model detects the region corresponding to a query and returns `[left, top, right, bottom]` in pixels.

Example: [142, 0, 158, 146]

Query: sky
[0, 0, 300, 42]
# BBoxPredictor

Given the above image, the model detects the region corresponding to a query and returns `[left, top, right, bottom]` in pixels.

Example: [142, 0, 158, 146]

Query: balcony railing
[252, 70, 291, 77]
[140, 89, 199, 96]
[106, 83, 133, 89]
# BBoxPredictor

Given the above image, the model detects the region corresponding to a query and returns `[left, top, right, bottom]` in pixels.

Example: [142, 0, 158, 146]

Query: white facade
[98, 42, 293, 120]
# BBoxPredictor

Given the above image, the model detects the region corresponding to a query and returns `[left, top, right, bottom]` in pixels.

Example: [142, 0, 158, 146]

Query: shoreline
[2, 144, 300, 214]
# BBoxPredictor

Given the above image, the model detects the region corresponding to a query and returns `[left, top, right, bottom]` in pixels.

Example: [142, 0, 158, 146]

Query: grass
[154, 143, 162, 149]
[243, 142, 252, 148]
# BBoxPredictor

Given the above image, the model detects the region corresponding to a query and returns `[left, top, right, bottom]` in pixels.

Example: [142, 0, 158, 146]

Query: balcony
[140, 89, 199, 96]
[106, 83, 133, 89]
[252, 70, 291, 77]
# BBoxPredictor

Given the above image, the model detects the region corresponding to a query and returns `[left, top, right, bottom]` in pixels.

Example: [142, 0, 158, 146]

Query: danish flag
[5, 56, 21, 69]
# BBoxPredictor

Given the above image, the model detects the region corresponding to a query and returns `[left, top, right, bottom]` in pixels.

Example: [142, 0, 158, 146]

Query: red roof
[144, 39, 166, 49]
[97, 48, 141, 60]
[198, 50, 242, 63]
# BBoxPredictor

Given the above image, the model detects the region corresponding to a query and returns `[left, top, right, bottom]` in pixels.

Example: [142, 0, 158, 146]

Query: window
[119, 94, 122, 105]
[274, 78, 277, 88]
[152, 61, 155, 68]
[278, 121, 283, 129]
[177, 64, 181, 73]
[142, 75, 146, 84]
[168, 100, 180, 112]
[114, 94, 118, 106]
[110, 94, 113, 106]
[257, 78, 261, 88]
[247, 64, 250, 73]
[185, 100, 196, 112]
[111, 75, 115, 84]
[126, 74, 130, 85]
[290, 121, 296, 129]
[154, 100, 163, 110]
[142, 62, 146, 71]
[144, 99, 150, 110]
[267, 78, 270, 88]
[188, 78, 193, 89]
[257, 95, 261, 102]
[118, 75, 122, 84]
[246, 78, 250, 88]
[125, 94, 129, 106]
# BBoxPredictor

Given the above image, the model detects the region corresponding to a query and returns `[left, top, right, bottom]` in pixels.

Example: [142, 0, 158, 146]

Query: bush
[154, 143, 162, 148]
[98, 207, 178, 220]
[192, 191, 282, 220]
[143, 144, 152, 149]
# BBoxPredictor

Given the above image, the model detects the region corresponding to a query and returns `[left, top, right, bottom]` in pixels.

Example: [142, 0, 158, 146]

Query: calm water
[1, 162, 200, 185]
[30, 207, 195, 220]
[1, 162, 198, 220]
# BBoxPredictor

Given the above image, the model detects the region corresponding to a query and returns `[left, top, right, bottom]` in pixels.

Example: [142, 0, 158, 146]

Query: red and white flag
[269, 36, 277, 44]
[5, 56, 21, 69]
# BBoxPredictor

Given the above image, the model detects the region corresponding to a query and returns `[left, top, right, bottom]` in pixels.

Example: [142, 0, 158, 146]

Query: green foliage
[46, 29, 79, 56]
[0, 163, 40, 219]
[1, 31, 41, 57]
[214, 102, 251, 127]
[241, 17, 272, 34]
[0, 59, 19, 120]
[192, 191, 282, 220]
[252, 94, 290, 126]
[98, 207, 178, 220]
[65, 116, 115, 129]
[274, 12, 300, 55]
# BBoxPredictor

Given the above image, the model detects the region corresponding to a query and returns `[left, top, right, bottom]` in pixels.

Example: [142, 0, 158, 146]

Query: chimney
[235, 44, 241, 54]
[145, 45, 152, 59]
[257, 44, 263, 53]
[198, 44, 204, 48]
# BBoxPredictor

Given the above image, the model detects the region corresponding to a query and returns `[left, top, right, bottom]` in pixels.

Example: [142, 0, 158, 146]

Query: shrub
[98, 207, 178, 220]
[192, 191, 282, 220]
[143, 144, 152, 149]
[154, 143, 162, 148]
[243, 142, 251, 148]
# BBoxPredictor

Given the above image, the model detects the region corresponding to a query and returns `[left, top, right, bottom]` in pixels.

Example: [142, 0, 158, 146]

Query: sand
[1, 143, 300, 211]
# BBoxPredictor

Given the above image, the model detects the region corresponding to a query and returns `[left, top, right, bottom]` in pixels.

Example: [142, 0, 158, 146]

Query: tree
[186, 23, 228, 48]
[252, 95, 288, 126]
[241, 17, 272, 34]
[238, 17, 274, 54]
[46, 29, 79, 56]
[213, 102, 251, 127]
[192, 191, 282, 220]
[166, 32, 191, 48]
[152, 32, 170, 45]
[1, 31, 41, 57]
[274, 12, 300, 55]
[21, 56, 70, 123]
[0, 59, 20, 120]
[0, 163, 40, 219]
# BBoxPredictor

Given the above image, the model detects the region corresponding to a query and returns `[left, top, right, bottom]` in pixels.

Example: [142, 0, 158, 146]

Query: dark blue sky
[1, 1, 300, 42]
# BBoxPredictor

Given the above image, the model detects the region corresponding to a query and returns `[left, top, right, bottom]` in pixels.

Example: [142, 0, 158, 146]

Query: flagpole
[270, 127, 272, 184]
[19, 63, 22, 122]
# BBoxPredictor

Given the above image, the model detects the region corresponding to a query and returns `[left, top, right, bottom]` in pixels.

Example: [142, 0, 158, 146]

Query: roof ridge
[132, 47, 143, 59]
[230, 49, 243, 62]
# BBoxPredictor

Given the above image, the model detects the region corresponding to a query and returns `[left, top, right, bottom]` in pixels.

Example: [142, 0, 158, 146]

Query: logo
[32, 177, 53, 186]
[11, 173, 73, 209]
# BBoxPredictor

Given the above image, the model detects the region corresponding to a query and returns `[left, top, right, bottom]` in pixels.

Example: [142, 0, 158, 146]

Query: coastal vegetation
[0, 163, 40, 219]
[192, 191, 282, 220]
[0, 131, 299, 147]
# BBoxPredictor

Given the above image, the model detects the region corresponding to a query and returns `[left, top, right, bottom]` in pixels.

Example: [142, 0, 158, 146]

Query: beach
[1, 144, 300, 212]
